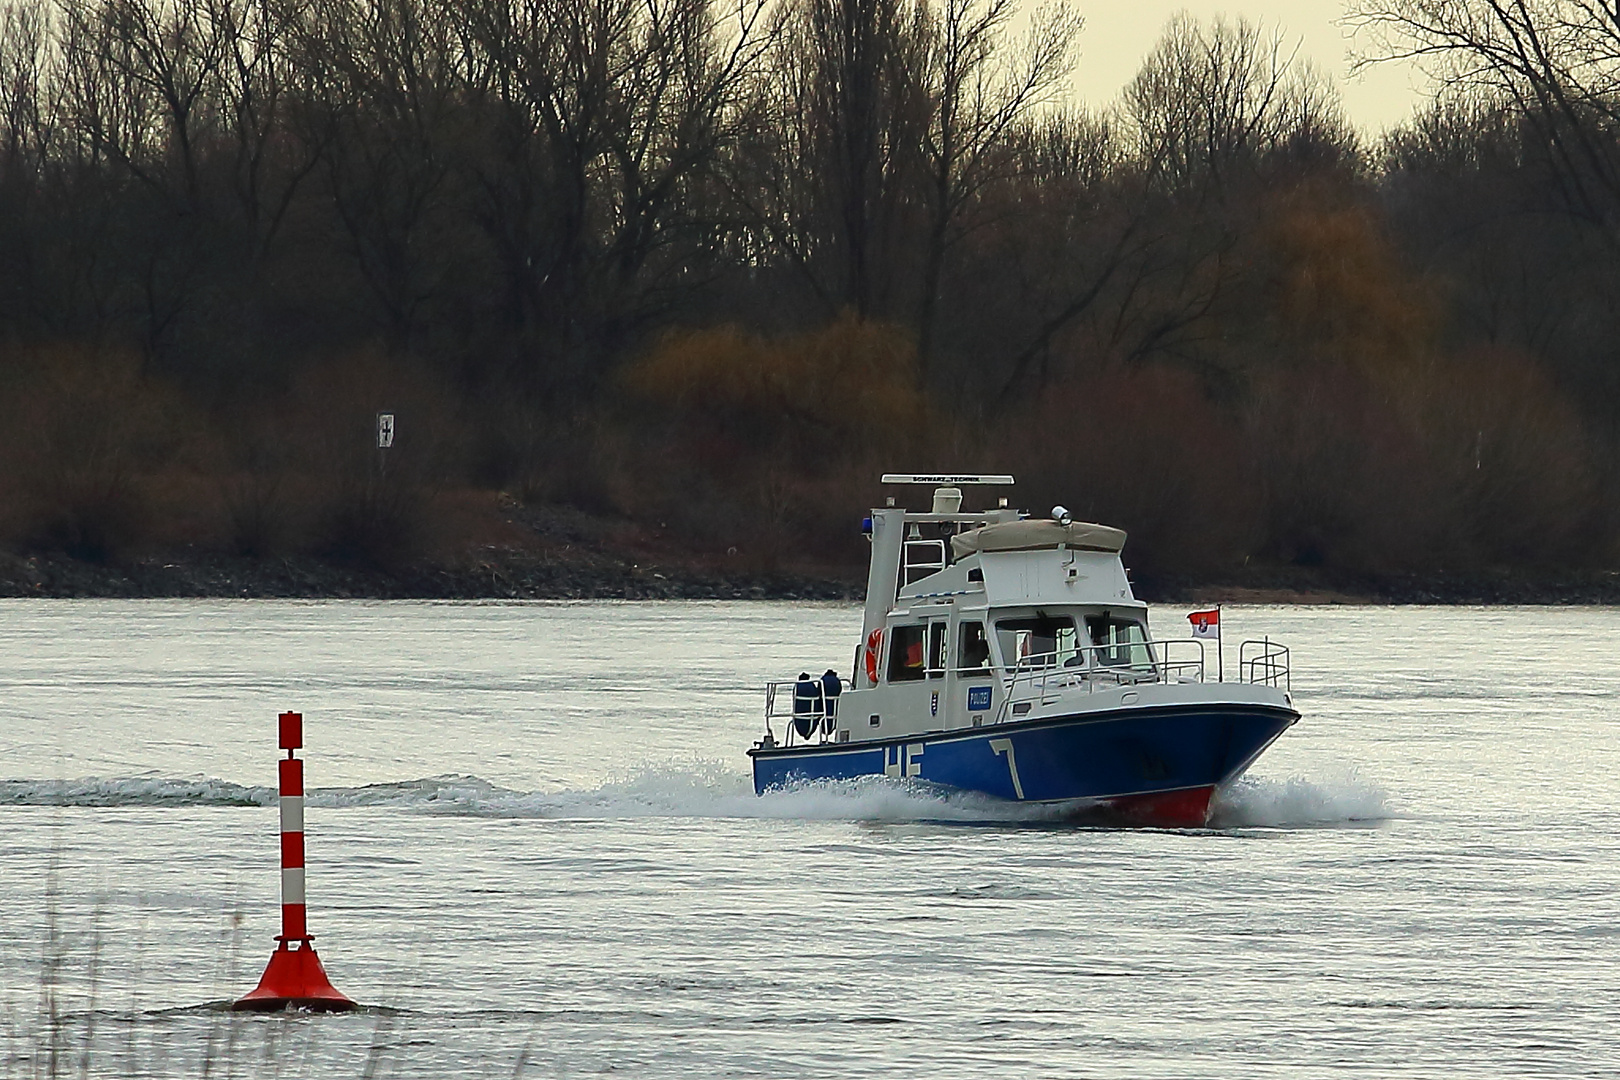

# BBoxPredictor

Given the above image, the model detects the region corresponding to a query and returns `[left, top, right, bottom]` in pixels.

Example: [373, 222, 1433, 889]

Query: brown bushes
[611, 293, 1613, 579]
[0, 347, 191, 562]
[994, 350, 1606, 580]
[1176, 346, 1602, 576]
[1246, 359, 1434, 570]
[619, 315, 937, 566]
[0, 345, 465, 570]
[1006, 366, 1257, 577]
[1417, 347, 1600, 565]
[0, 305, 1610, 586]
[625, 314, 928, 467]
[277, 353, 462, 568]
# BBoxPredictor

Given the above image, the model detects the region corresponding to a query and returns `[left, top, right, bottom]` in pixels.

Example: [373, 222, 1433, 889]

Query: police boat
[748, 474, 1299, 827]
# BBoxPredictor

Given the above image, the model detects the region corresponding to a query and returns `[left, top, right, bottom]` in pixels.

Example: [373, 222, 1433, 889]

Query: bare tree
[738, 0, 933, 319]
[458, 0, 772, 392]
[1352, 0, 1620, 249]
[212, 0, 323, 263]
[289, 0, 468, 353]
[0, 0, 57, 175]
[913, 0, 1080, 377]
[58, 0, 227, 205]
[49, 0, 231, 358]
[1125, 13, 1343, 195]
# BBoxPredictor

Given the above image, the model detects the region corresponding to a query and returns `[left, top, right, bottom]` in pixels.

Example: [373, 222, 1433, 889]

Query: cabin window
[927, 622, 948, 678]
[995, 616, 1080, 669]
[887, 625, 927, 682]
[1085, 615, 1153, 670]
[958, 622, 990, 671]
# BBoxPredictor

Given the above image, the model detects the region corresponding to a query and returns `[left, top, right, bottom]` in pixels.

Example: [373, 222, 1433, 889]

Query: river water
[0, 600, 1616, 1078]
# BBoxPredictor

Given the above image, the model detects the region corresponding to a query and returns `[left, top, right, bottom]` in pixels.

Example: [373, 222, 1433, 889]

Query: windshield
[993, 612, 1155, 672]
[994, 616, 1080, 669]
[1085, 615, 1154, 670]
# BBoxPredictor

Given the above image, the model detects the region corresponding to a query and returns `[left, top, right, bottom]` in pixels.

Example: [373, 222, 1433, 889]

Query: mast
[858, 475, 1016, 689]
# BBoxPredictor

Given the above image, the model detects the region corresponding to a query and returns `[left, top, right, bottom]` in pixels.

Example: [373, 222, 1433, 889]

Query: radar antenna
[879, 474, 1015, 485]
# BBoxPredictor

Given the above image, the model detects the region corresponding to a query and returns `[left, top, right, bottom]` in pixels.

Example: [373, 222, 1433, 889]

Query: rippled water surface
[2, 600, 1617, 1077]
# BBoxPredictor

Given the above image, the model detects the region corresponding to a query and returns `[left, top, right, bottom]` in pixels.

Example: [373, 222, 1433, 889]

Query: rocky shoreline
[0, 549, 864, 601]
[1141, 566, 1620, 606]
[2, 546, 1619, 604]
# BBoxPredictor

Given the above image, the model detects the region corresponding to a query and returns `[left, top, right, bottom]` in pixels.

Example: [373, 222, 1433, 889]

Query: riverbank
[3, 547, 1619, 603]
[0, 549, 862, 601]
[1, 499, 1617, 603]
[1147, 568, 1620, 605]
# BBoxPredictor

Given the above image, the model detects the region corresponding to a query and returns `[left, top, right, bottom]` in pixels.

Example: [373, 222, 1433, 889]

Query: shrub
[1006, 365, 1258, 579]
[0, 346, 188, 562]
[277, 350, 464, 570]
[620, 315, 934, 565]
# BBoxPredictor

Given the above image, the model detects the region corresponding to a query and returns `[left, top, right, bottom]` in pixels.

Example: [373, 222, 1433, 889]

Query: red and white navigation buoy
[233, 711, 357, 1012]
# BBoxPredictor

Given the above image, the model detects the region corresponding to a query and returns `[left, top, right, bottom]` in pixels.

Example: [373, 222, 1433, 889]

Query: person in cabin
[792, 672, 820, 739]
[820, 669, 841, 731]
[960, 624, 991, 670]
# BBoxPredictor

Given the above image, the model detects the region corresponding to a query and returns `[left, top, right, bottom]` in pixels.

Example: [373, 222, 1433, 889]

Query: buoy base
[233, 940, 356, 1012]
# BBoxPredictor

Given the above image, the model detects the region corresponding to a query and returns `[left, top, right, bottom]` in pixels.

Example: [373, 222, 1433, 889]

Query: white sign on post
[376, 412, 395, 449]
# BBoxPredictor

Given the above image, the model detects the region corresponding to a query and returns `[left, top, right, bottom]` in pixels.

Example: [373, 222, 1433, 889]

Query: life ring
[864, 628, 883, 683]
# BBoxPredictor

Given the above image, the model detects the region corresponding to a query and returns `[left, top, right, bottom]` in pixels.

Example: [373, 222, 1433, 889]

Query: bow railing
[1239, 638, 1290, 691]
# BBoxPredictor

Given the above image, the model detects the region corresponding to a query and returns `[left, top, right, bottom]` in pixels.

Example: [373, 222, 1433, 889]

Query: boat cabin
[752, 476, 1299, 818]
[762, 475, 1214, 749]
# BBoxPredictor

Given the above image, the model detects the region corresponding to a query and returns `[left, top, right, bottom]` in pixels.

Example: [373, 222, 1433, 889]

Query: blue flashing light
[861, 516, 873, 535]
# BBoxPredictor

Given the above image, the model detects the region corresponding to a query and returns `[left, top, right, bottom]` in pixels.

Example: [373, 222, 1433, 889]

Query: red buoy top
[279, 711, 303, 751]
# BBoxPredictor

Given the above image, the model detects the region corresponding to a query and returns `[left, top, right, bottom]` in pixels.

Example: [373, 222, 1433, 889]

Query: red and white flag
[1188, 608, 1220, 639]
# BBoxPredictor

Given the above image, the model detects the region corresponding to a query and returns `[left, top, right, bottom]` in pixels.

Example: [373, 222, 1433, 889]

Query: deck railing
[991, 639, 1203, 723]
[762, 680, 841, 748]
[1239, 638, 1291, 691]
[762, 636, 1290, 745]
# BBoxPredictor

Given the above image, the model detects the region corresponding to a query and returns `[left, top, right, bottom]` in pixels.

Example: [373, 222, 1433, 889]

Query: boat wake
[2, 765, 1393, 828]
[1210, 771, 1393, 828]
[0, 776, 272, 807]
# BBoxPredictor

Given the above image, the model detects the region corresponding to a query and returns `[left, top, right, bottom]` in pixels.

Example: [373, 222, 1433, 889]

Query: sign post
[375, 411, 395, 480]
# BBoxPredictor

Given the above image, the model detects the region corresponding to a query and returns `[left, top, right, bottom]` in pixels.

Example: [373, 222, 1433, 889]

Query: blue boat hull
[748, 703, 1298, 826]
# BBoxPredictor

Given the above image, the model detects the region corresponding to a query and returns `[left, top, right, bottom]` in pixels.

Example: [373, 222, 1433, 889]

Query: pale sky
[1072, 1, 1432, 134]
